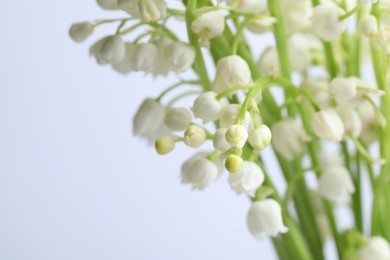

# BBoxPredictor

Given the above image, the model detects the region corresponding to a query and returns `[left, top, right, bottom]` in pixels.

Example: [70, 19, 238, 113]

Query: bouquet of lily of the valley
[70, 0, 390, 258]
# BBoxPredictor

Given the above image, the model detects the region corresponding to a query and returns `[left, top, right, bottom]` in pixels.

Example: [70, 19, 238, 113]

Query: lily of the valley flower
[359, 15, 378, 37]
[219, 104, 251, 129]
[155, 136, 175, 155]
[165, 42, 196, 72]
[228, 0, 265, 14]
[247, 199, 288, 239]
[192, 92, 222, 123]
[311, 108, 345, 142]
[311, 4, 346, 41]
[183, 125, 206, 148]
[96, 0, 119, 10]
[225, 125, 248, 149]
[112, 42, 137, 74]
[181, 156, 219, 190]
[90, 35, 126, 65]
[164, 107, 192, 131]
[131, 43, 158, 72]
[213, 128, 232, 152]
[191, 11, 225, 46]
[357, 236, 390, 260]
[329, 77, 358, 103]
[228, 161, 264, 197]
[248, 125, 272, 150]
[69, 22, 94, 43]
[336, 105, 363, 138]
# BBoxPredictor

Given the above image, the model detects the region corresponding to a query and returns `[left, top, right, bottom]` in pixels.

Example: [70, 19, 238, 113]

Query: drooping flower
[336, 104, 362, 138]
[329, 77, 358, 103]
[155, 136, 175, 155]
[357, 236, 390, 260]
[90, 35, 126, 65]
[311, 4, 346, 41]
[164, 107, 192, 131]
[165, 42, 196, 73]
[318, 165, 355, 204]
[181, 156, 219, 190]
[219, 104, 251, 129]
[69, 22, 94, 43]
[96, 0, 119, 10]
[213, 128, 232, 152]
[228, 0, 265, 14]
[131, 43, 158, 72]
[112, 42, 137, 74]
[183, 125, 206, 148]
[280, 0, 312, 34]
[359, 15, 378, 38]
[228, 161, 264, 197]
[192, 92, 222, 123]
[311, 108, 345, 142]
[191, 11, 225, 46]
[247, 199, 288, 239]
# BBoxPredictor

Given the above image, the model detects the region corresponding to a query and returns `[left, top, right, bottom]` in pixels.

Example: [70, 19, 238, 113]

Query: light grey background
[0, 1, 278, 259]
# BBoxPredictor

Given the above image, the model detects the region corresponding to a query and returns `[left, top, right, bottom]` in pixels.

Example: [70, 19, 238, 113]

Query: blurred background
[0, 1, 278, 259]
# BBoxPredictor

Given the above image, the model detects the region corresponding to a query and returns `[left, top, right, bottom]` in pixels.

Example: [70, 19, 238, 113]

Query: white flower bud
[132, 43, 158, 72]
[248, 125, 272, 150]
[164, 107, 192, 131]
[138, 0, 165, 22]
[90, 35, 126, 65]
[311, 108, 344, 142]
[257, 47, 280, 76]
[280, 0, 312, 34]
[225, 154, 243, 173]
[96, 0, 119, 10]
[311, 4, 346, 41]
[357, 236, 390, 260]
[155, 136, 175, 155]
[112, 42, 137, 74]
[213, 128, 232, 152]
[329, 77, 357, 103]
[69, 22, 94, 43]
[133, 99, 169, 143]
[191, 11, 225, 46]
[336, 105, 362, 138]
[360, 0, 378, 4]
[225, 125, 249, 149]
[271, 119, 310, 160]
[181, 157, 219, 190]
[192, 92, 222, 123]
[318, 165, 355, 204]
[228, 161, 264, 197]
[213, 55, 252, 93]
[219, 104, 251, 129]
[228, 0, 265, 14]
[165, 42, 196, 73]
[183, 125, 206, 148]
[247, 199, 288, 239]
[359, 15, 378, 37]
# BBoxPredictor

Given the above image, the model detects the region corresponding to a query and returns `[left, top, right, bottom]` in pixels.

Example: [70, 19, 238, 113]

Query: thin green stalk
[352, 152, 363, 233]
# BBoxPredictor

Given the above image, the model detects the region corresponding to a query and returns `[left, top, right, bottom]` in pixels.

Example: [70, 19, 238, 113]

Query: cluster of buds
[71, 0, 390, 257]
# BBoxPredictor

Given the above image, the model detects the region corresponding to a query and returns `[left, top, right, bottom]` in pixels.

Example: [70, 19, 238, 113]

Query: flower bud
[69, 22, 94, 43]
[225, 125, 248, 149]
[112, 42, 137, 74]
[311, 4, 346, 41]
[248, 125, 272, 150]
[155, 136, 175, 155]
[164, 107, 192, 131]
[213, 55, 252, 93]
[96, 0, 119, 10]
[138, 0, 164, 22]
[311, 108, 344, 142]
[318, 165, 355, 204]
[213, 128, 232, 152]
[132, 43, 158, 72]
[257, 47, 280, 76]
[359, 15, 378, 37]
[336, 105, 362, 138]
[228, 0, 265, 14]
[165, 42, 196, 72]
[271, 119, 310, 160]
[191, 11, 225, 46]
[329, 77, 357, 103]
[228, 161, 264, 197]
[183, 125, 206, 148]
[247, 199, 288, 239]
[225, 154, 243, 173]
[90, 35, 126, 65]
[181, 157, 219, 190]
[219, 104, 251, 129]
[192, 92, 222, 123]
[280, 0, 312, 34]
[357, 236, 390, 260]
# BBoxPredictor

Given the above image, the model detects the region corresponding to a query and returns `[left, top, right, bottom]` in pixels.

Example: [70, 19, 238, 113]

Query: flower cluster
[71, 0, 390, 259]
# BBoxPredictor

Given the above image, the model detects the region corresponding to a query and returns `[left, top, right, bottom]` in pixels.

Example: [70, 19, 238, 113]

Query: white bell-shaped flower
[138, 0, 166, 22]
[183, 125, 206, 148]
[248, 125, 272, 150]
[164, 107, 192, 131]
[152, 38, 172, 76]
[165, 42, 196, 73]
[181, 157, 219, 190]
[213, 128, 232, 152]
[228, 0, 265, 14]
[133, 98, 168, 143]
[219, 104, 251, 129]
[271, 119, 310, 160]
[96, 0, 119, 10]
[357, 236, 390, 260]
[280, 0, 312, 34]
[191, 11, 225, 46]
[329, 77, 358, 103]
[69, 22, 94, 43]
[90, 35, 126, 65]
[225, 125, 248, 149]
[311, 4, 346, 41]
[257, 47, 280, 76]
[318, 165, 355, 204]
[112, 42, 137, 74]
[311, 108, 345, 142]
[247, 199, 288, 239]
[213, 55, 252, 93]
[228, 161, 264, 197]
[132, 43, 158, 72]
[192, 92, 222, 123]
[359, 15, 378, 38]
[336, 104, 362, 138]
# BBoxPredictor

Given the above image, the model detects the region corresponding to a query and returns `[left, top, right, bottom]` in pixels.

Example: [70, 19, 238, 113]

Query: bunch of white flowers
[71, 0, 390, 259]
